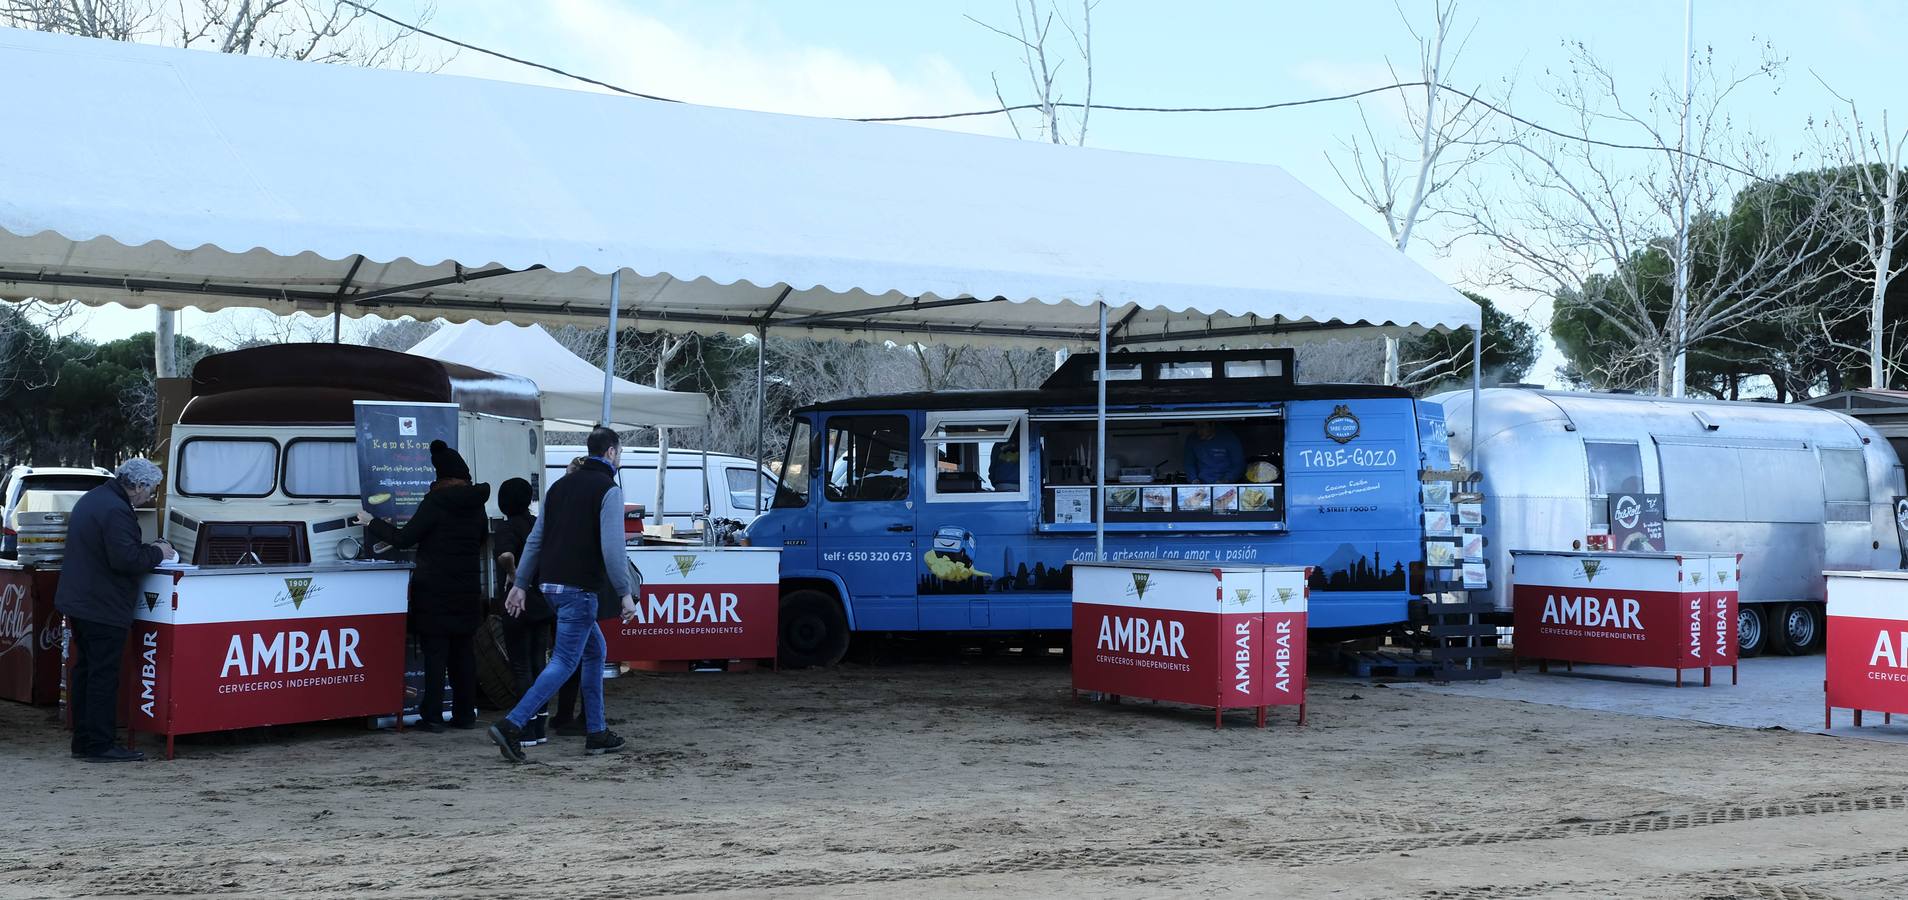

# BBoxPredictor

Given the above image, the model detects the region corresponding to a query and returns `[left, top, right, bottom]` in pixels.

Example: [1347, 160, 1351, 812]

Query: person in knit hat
[356, 440, 491, 731]
[491, 477, 554, 745]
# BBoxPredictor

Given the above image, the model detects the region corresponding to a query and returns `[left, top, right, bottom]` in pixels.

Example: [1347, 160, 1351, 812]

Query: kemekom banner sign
[353, 401, 458, 525]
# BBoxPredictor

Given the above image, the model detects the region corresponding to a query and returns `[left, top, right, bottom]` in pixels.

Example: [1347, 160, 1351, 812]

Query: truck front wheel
[779, 590, 850, 668]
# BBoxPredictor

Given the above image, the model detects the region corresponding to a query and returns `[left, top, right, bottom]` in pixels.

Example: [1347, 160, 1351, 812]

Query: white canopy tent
[0, 27, 1484, 552]
[406, 320, 709, 431]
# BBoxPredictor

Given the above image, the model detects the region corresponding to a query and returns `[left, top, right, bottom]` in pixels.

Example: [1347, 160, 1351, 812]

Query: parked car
[1, 465, 113, 558]
[543, 446, 778, 533]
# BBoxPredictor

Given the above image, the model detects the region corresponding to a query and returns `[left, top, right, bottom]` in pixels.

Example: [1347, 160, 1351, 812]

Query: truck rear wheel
[779, 589, 850, 668]
[1770, 602, 1824, 656]
[1737, 606, 1767, 658]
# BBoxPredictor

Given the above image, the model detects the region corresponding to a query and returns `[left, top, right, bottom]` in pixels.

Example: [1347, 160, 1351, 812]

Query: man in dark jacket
[489, 426, 633, 762]
[357, 440, 491, 732]
[56, 458, 176, 763]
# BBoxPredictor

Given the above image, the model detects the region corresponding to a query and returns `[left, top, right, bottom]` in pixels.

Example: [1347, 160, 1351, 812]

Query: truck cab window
[283, 439, 358, 498]
[179, 438, 278, 498]
[1584, 441, 1642, 527]
[825, 416, 910, 502]
[773, 420, 815, 509]
[727, 467, 776, 512]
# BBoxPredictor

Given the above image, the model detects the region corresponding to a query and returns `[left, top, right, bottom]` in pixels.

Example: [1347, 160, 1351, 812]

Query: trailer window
[826, 416, 910, 502]
[1822, 449, 1868, 502]
[178, 438, 278, 498]
[1585, 441, 1642, 527]
[773, 420, 815, 509]
[283, 439, 358, 498]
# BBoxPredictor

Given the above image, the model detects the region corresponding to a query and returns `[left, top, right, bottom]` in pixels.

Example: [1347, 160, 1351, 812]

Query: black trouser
[418, 632, 477, 726]
[69, 616, 128, 757]
[502, 619, 551, 713]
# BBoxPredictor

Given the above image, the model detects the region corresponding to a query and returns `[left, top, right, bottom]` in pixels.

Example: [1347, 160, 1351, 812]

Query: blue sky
[71, 0, 1906, 383]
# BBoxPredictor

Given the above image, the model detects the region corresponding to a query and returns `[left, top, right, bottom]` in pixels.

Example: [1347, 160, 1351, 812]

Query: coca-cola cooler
[0, 562, 65, 705]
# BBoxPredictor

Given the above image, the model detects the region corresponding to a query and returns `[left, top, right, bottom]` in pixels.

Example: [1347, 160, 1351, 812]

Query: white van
[543, 446, 776, 530]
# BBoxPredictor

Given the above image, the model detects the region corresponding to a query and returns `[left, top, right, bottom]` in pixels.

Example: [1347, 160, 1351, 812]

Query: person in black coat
[357, 440, 490, 732]
[55, 458, 177, 763]
[491, 477, 554, 744]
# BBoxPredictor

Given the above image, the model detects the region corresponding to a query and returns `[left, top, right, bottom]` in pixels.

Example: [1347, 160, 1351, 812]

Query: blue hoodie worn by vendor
[1184, 424, 1245, 483]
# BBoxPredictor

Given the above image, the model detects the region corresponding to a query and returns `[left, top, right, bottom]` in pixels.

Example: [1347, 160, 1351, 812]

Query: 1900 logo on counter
[671, 555, 703, 578]
[1129, 573, 1151, 601]
[1324, 405, 1361, 444]
[275, 577, 320, 610]
[142, 592, 159, 612]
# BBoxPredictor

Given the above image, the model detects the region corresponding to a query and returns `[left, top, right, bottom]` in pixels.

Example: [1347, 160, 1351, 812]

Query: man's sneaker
[487, 719, 527, 764]
[585, 730, 627, 755]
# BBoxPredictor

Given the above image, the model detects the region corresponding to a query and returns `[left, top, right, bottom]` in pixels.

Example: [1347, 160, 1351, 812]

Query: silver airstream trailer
[1431, 388, 1905, 657]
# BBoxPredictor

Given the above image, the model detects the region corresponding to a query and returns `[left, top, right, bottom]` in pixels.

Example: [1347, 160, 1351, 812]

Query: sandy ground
[4, 654, 1908, 899]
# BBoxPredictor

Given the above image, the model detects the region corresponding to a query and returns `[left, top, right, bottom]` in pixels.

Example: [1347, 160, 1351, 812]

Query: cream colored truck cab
[161, 344, 544, 575]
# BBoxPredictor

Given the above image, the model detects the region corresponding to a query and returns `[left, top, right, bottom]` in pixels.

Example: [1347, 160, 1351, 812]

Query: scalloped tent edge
[0, 26, 1478, 353]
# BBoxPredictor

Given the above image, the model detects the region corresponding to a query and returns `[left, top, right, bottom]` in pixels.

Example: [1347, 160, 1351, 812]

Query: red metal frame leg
[1703, 666, 1711, 687]
[1856, 709, 1864, 727]
[1732, 664, 1738, 686]
[1565, 659, 1574, 673]
[1675, 668, 1682, 688]
[166, 734, 175, 761]
[1826, 702, 1832, 730]
[1257, 706, 1266, 729]
[1298, 702, 1307, 726]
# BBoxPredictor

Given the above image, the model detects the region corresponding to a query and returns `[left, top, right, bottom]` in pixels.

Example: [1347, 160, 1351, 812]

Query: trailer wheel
[1737, 606, 1768, 658]
[473, 615, 519, 709]
[1771, 602, 1824, 656]
[779, 590, 849, 668]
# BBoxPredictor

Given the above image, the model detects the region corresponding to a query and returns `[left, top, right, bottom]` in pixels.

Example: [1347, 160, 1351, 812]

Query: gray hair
[116, 458, 163, 491]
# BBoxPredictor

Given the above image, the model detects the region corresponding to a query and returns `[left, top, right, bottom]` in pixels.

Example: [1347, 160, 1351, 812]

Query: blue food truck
[746, 350, 1450, 666]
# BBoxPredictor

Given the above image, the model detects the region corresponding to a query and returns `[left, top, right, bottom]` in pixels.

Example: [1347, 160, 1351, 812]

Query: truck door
[915, 411, 1035, 630]
[817, 413, 918, 629]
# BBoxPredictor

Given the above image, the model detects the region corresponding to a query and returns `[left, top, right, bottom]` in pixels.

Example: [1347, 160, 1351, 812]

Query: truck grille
[193, 522, 309, 566]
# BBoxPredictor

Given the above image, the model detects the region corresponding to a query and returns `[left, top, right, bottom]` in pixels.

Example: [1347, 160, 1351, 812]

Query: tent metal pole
[602, 271, 621, 426]
[754, 326, 769, 514]
[1095, 302, 1108, 562]
[1470, 325, 1481, 466]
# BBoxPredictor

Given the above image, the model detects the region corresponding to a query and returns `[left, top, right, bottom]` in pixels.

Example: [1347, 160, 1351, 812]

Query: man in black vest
[488, 426, 634, 763]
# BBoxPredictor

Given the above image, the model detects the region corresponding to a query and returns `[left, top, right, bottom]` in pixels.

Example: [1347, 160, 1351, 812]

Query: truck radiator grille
[192, 522, 310, 566]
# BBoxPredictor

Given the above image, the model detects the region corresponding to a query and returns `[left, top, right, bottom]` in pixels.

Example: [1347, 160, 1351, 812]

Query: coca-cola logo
[0, 584, 31, 655]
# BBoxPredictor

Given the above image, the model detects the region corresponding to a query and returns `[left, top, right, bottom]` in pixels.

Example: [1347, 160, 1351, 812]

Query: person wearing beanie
[356, 440, 491, 732]
[491, 477, 554, 745]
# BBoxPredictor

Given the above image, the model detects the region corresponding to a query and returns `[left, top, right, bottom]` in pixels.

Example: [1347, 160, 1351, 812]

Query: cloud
[438, 0, 1012, 137]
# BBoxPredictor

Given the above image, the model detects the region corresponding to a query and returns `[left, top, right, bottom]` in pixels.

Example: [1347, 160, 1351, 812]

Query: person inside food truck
[55, 458, 176, 763]
[988, 429, 1022, 490]
[1183, 421, 1245, 483]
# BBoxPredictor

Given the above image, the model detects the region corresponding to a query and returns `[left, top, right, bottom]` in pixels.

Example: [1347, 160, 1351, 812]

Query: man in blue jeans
[489, 426, 635, 763]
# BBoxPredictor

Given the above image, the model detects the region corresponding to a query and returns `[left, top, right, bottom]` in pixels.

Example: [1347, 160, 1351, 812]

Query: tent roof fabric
[405, 321, 710, 430]
[0, 28, 1478, 347]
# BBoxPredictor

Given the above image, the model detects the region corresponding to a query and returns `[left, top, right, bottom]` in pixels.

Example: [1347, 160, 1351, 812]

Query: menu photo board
[354, 401, 460, 525]
[1609, 492, 1666, 553]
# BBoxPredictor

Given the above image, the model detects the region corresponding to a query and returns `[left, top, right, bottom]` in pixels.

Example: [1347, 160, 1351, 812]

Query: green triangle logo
[1131, 573, 1150, 600]
[142, 592, 159, 612]
[283, 578, 313, 610]
[1581, 560, 1601, 583]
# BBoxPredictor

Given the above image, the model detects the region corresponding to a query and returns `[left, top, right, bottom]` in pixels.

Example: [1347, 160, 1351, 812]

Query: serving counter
[1510, 551, 1738, 687]
[605, 547, 780, 666]
[1825, 571, 1908, 727]
[125, 562, 412, 758]
[1071, 560, 1309, 728]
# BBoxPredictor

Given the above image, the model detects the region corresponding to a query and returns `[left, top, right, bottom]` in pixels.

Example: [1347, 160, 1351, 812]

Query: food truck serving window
[283, 439, 358, 498]
[924, 411, 1028, 502]
[826, 416, 910, 502]
[179, 438, 278, 498]
[1033, 412, 1285, 530]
